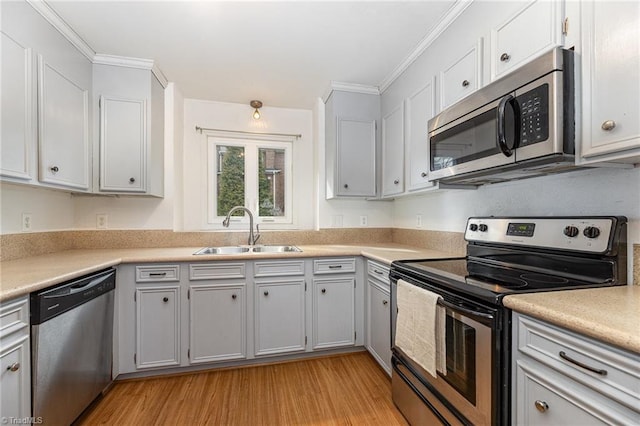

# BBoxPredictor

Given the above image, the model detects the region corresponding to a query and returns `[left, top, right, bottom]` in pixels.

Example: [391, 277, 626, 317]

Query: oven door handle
[438, 298, 494, 321]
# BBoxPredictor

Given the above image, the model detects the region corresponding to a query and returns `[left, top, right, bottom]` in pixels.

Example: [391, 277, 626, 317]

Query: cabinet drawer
[0, 297, 29, 339]
[254, 261, 305, 278]
[313, 258, 356, 275]
[517, 314, 640, 411]
[190, 263, 246, 280]
[135, 265, 180, 282]
[367, 260, 390, 284]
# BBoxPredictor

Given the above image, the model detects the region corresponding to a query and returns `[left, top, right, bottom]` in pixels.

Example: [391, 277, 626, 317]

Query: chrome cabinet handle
[162, 297, 169, 302]
[559, 351, 607, 375]
[393, 179, 400, 185]
[149, 272, 167, 277]
[601, 120, 616, 131]
[50, 166, 59, 173]
[129, 177, 136, 183]
[6, 363, 20, 372]
[321, 288, 326, 294]
[500, 53, 511, 62]
[461, 80, 470, 87]
[328, 265, 342, 269]
[232, 294, 237, 300]
[421, 172, 427, 178]
[373, 269, 384, 275]
[534, 400, 548, 413]
[264, 291, 269, 296]
[382, 300, 388, 306]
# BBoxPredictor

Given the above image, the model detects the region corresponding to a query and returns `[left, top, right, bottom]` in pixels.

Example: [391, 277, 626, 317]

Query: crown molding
[151, 64, 169, 88]
[93, 54, 154, 70]
[321, 81, 380, 103]
[378, 0, 474, 93]
[26, 0, 96, 61]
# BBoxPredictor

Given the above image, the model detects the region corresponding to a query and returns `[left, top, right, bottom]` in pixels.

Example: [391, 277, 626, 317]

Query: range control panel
[464, 217, 624, 254]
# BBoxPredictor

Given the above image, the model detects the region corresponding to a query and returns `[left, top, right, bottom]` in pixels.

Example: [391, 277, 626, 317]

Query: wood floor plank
[79, 352, 407, 425]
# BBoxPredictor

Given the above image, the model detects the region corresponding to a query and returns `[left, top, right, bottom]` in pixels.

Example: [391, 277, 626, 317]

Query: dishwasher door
[31, 269, 115, 425]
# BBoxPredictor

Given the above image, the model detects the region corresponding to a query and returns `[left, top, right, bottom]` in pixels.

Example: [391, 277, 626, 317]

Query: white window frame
[207, 134, 293, 227]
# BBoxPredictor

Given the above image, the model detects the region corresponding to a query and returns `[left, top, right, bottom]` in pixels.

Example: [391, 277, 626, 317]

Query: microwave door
[513, 70, 569, 162]
[429, 94, 517, 181]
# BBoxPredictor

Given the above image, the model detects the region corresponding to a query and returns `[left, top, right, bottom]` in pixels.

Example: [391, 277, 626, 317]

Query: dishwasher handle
[44, 273, 112, 298]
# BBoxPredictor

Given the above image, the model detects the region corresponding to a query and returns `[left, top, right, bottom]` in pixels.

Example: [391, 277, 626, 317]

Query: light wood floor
[79, 352, 408, 425]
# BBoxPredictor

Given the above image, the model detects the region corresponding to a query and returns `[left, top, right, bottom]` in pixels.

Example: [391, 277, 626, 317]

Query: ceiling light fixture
[250, 100, 263, 120]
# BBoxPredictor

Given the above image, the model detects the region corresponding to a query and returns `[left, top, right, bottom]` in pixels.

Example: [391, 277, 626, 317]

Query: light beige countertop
[504, 286, 640, 354]
[0, 243, 455, 302]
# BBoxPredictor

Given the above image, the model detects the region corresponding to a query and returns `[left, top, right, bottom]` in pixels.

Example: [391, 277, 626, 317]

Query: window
[208, 137, 292, 225]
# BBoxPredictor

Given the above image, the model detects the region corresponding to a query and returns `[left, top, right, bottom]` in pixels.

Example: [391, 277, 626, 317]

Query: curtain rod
[195, 126, 302, 139]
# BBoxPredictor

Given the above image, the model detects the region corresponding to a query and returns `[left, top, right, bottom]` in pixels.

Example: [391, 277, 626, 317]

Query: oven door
[391, 277, 497, 426]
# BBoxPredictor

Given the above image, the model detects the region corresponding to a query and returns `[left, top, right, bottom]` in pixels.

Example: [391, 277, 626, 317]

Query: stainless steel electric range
[389, 216, 628, 425]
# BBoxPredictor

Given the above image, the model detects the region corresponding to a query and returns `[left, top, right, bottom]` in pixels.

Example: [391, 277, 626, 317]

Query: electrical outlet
[331, 215, 343, 228]
[359, 215, 368, 226]
[96, 214, 108, 229]
[21, 213, 32, 232]
[416, 214, 423, 228]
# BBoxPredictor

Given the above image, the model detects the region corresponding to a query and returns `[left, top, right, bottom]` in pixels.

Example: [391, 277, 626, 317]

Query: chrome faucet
[222, 206, 261, 246]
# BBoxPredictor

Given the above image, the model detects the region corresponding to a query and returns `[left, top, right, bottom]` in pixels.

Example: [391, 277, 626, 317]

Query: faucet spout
[222, 206, 260, 246]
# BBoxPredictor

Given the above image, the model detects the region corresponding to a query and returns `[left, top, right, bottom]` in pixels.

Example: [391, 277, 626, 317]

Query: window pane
[216, 145, 245, 216]
[258, 148, 286, 217]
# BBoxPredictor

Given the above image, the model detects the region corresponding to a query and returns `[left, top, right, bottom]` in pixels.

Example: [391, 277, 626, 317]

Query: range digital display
[507, 222, 535, 237]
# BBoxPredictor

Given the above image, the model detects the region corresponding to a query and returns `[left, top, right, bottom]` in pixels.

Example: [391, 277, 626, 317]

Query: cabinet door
[580, 1, 640, 160]
[136, 286, 180, 369]
[189, 284, 245, 363]
[440, 39, 482, 110]
[313, 277, 355, 349]
[37, 56, 90, 190]
[100, 96, 146, 193]
[382, 104, 404, 197]
[336, 118, 377, 197]
[254, 280, 305, 356]
[1, 33, 35, 182]
[406, 79, 437, 191]
[491, 0, 561, 80]
[367, 279, 391, 375]
[0, 336, 30, 420]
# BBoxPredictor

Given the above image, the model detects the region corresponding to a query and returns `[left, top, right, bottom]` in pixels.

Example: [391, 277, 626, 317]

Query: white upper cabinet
[490, 0, 563, 81]
[578, 0, 640, 164]
[440, 39, 482, 110]
[38, 57, 90, 190]
[381, 103, 404, 197]
[325, 90, 379, 199]
[94, 63, 165, 196]
[405, 79, 437, 192]
[0, 33, 35, 182]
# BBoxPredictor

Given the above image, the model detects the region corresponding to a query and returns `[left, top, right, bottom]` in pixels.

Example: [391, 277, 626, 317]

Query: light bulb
[253, 109, 261, 120]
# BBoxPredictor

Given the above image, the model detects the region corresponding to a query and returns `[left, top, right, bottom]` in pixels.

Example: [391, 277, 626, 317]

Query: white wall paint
[73, 83, 179, 230]
[0, 182, 75, 233]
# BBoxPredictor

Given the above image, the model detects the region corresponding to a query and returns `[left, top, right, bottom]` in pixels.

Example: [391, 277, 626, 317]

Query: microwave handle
[497, 94, 517, 157]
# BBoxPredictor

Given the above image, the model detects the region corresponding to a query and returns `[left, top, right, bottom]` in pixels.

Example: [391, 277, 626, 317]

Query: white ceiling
[48, 1, 457, 109]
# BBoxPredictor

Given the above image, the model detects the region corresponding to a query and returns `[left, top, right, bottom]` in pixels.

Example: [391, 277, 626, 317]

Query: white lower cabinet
[0, 296, 31, 421]
[312, 277, 355, 349]
[254, 280, 306, 356]
[135, 286, 180, 369]
[512, 313, 640, 425]
[189, 284, 246, 363]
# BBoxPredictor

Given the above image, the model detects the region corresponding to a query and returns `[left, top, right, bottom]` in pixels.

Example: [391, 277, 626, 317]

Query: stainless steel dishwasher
[31, 268, 116, 425]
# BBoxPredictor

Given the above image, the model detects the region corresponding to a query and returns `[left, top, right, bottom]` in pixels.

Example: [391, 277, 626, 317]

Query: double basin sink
[194, 245, 302, 255]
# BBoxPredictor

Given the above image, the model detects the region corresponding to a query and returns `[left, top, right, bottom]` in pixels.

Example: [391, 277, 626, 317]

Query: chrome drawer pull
[328, 265, 342, 269]
[149, 272, 167, 277]
[373, 269, 384, 275]
[534, 400, 548, 413]
[559, 351, 607, 376]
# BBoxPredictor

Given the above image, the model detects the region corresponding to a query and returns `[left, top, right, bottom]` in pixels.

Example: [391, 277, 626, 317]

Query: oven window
[430, 104, 515, 171]
[441, 314, 477, 405]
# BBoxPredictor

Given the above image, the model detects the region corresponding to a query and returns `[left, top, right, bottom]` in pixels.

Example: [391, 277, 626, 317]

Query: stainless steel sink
[193, 245, 302, 255]
[251, 245, 302, 253]
[193, 246, 251, 255]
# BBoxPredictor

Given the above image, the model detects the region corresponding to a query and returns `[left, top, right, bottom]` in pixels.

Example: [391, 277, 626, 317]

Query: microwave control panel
[517, 84, 549, 146]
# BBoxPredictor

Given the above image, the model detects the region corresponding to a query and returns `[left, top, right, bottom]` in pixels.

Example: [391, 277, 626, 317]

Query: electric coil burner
[390, 216, 627, 425]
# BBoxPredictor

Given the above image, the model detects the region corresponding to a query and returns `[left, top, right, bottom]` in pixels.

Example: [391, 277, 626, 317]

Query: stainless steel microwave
[428, 48, 575, 185]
